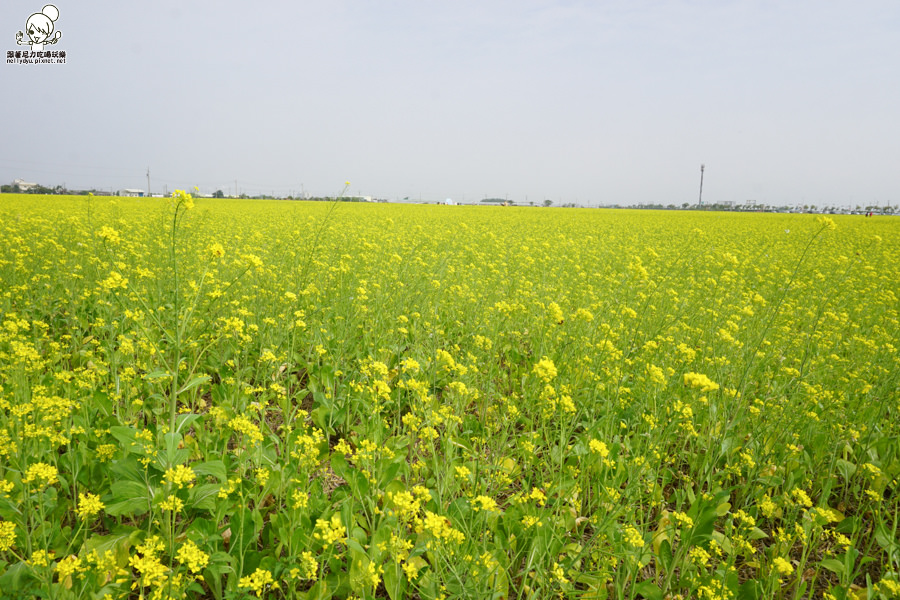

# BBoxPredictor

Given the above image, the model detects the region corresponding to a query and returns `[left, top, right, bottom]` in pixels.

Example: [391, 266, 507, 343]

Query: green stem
[169, 203, 182, 433]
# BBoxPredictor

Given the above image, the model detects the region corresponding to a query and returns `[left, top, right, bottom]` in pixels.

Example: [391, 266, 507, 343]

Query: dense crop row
[0, 194, 898, 599]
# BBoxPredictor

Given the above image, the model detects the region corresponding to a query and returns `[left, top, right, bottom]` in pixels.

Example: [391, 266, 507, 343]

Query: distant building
[118, 189, 145, 197]
[13, 178, 38, 191]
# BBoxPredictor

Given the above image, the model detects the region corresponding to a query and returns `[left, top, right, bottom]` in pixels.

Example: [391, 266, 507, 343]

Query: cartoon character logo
[16, 5, 62, 52]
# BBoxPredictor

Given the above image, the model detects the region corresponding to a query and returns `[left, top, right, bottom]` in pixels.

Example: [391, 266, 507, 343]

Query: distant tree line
[1, 183, 63, 194]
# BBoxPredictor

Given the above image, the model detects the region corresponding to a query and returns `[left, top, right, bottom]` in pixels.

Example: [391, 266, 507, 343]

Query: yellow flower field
[0, 194, 898, 599]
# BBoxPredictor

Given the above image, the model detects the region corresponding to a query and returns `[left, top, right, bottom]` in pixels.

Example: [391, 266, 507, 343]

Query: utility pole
[698, 164, 705, 206]
[146, 167, 151, 196]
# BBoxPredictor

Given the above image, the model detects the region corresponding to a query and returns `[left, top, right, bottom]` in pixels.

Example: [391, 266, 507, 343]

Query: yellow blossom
[773, 556, 794, 577]
[75, 493, 105, 521]
[176, 539, 209, 573]
[56, 554, 82, 580]
[239, 568, 275, 597]
[623, 525, 644, 548]
[164, 464, 196, 489]
[23, 462, 59, 489]
[589, 439, 610, 457]
[533, 357, 558, 382]
[0, 520, 17, 552]
[472, 495, 500, 513]
[683, 372, 719, 393]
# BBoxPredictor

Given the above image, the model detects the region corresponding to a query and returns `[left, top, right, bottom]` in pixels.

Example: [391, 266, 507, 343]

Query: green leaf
[0, 561, 38, 594]
[311, 406, 335, 436]
[738, 579, 762, 600]
[160, 432, 190, 469]
[350, 468, 370, 499]
[110, 480, 149, 502]
[193, 460, 227, 482]
[712, 530, 734, 555]
[575, 574, 609, 599]
[748, 527, 769, 540]
[379, 458, 404, 487]
[819, 558, 845, 575]
[92, 389, 114, 417]
[633, 580, 663, 600]
[177, 376, 210, 396]
[875, 522, 899, 552]
[84, 528, 140, 553]
[489, 563, 509, 600]
[109, 426, 138, 449]
[164, 431, 182, 458]
[346, 537, 367, 557]
[109, 456, 146, 483]
[107, 480, 151, 516]
[835, 459, 857, 480]
[384, 561, 404, 600]
[175, 412, 202, 435]
[233, 507, 260, 552]
[189, 483, 222, 511]
[144, 370, 171, 380]
[105, 497, 150, 517]
[655, 538, 672, 572]
[304, 581, 332, 600]
[330, 453, 351, 482]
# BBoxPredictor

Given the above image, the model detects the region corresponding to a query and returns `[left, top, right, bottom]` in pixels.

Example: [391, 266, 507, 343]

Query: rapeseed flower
[683, 372, 719, 392]
[29, 549, 53, 567]
[646, 363, 667, 385]
[163, 464, 195, 488]
[533, 357, 558, 382]
[421, 511, 466, 546]
[290, 551, 318, 580]
[97, 226, 121, 245]
[240, 568, 275, 597]
[773, 556, 794, 577]
[175, 539, 209, 573]
[672, 511, 694, 529]
[875, 579, 900, 597]
[172, 189, 194, 210]
[791, 488, 813, 508]
[623, 525, 644, 548]
[589, 439, 610, 457]
[472, 495, 500, 513]
[23, 462, 58, 490]
[689, 546, 710, 567]
[75, 493, 105, 521]
[159, 494, 184, 512]
[312, 516, 347, 547]
[56, 554, 82, 580]
[0, 520, 17, 552]
[229, 415, 264, 445]
[521, 515, 542, 528]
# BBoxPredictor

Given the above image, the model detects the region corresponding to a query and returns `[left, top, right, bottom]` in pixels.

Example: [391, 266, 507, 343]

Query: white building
[12, 178, 38, 191]
[117, 189, 145, 197]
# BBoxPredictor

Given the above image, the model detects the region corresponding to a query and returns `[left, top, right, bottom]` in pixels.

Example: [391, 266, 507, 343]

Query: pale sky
[2, 1, 898, 206]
